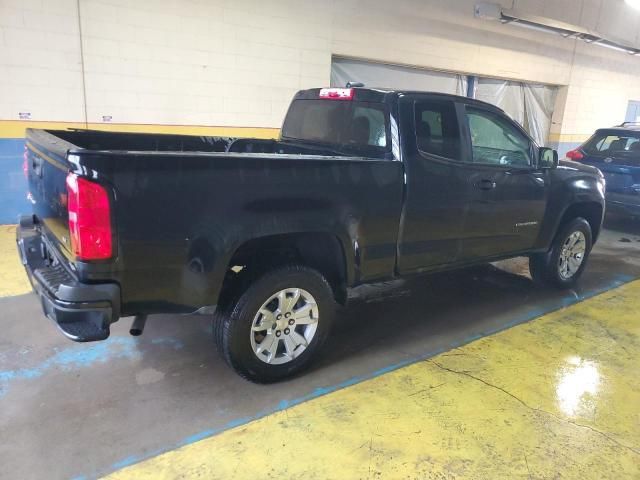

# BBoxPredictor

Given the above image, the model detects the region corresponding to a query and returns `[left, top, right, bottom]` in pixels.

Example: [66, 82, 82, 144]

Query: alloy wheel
[250, 288, 319, 365]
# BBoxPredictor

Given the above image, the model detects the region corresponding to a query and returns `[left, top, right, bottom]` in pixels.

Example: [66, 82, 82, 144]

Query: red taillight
[566, 148, 584, 161]
[66, 173, 113, 260]
[319, 88, 354, 100]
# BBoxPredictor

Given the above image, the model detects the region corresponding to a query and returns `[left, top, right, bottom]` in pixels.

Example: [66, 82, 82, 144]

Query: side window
[466, 107, 532, 167]
[414, 100, 461, 160]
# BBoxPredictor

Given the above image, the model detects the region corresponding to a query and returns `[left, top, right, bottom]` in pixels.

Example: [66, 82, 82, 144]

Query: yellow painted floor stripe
[0, 225, 31, 297]
[548, 132, 592, 143]
[106, 280, 640, 480]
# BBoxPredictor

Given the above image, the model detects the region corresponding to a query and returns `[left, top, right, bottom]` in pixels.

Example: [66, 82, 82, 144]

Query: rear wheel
[213, 265, 335, 383]
[529, 217, 593, 289]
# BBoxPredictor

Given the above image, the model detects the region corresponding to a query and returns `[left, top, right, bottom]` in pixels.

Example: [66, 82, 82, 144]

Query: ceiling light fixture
[475, 2, 640, 57]
[625, 0, 640, 11]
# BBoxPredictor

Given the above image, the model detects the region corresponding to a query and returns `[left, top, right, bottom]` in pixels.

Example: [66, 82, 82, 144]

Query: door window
[414, 100, 461, 160]
[466, 107, 532, 167]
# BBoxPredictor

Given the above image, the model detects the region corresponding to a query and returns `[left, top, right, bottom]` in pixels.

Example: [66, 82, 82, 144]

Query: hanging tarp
[476, 79, 526, 126]
[331, 57, 468, 96]
[523, 84, 557, 147]
[476, 79, 557, 146]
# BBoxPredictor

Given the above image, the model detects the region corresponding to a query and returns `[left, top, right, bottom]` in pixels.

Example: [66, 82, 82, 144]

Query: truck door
[396, 96, 470, 273]
[458, 104, 547, 260]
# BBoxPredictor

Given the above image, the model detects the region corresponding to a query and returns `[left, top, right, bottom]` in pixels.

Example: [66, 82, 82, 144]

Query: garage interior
[1, 1, 640, 479]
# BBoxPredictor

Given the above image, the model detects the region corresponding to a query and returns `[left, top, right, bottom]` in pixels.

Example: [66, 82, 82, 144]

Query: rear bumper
[16, 215, 121, 342]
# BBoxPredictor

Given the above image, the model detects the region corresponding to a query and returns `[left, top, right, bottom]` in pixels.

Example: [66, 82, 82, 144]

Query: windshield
[281, 99, 389, 155]
[583, 132, 640, 156]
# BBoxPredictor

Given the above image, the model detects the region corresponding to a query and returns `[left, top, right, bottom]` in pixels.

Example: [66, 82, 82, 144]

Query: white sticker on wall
[19, 112, 31, 120]
[102, 115, 113, 122]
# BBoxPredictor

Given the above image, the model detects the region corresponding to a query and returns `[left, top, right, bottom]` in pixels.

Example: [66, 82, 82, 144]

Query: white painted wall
[77, 0, 332, 127]
[1, 0, 639, 139]
[0, 0, 85, 122]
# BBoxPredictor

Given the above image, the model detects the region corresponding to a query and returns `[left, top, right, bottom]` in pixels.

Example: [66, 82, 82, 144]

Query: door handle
[476, 179, 497, 190]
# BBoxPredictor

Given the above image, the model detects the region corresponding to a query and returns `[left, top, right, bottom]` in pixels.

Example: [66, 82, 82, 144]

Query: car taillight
[319, 88, 354, 100]
[566, 149, 584, 161]
[66, 173, 113, 260]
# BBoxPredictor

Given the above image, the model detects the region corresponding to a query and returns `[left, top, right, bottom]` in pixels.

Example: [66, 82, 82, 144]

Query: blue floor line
[0, 337, 184, 398]
[79, 273, 635, 479]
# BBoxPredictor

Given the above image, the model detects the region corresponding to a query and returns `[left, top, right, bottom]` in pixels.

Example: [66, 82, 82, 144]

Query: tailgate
[25, 129, 76, 260]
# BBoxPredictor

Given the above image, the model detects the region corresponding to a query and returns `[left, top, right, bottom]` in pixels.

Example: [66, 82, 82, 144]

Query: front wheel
[529, 217, 593, 289]
[213, 265, 335, 383]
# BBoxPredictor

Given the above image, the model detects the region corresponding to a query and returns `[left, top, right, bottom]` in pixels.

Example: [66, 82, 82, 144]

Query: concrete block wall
[1, 0, 640, 222]
[0, 0, 85, 122]
[3, 0, 639, 130]
[77, 0, 331, 128]
[0, 0, 85, 222]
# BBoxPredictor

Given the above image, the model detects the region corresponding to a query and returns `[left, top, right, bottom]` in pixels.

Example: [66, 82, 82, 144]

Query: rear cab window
[281, 99, 390, 158]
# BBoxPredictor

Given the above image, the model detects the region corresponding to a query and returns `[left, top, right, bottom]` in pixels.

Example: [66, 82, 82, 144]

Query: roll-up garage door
[331, 57, 468, 96]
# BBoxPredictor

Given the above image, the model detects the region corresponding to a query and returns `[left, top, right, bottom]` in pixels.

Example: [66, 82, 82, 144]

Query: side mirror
[539, 147, 559, 169]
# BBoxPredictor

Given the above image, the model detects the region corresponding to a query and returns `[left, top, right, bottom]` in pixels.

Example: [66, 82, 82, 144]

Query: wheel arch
[536, 197, 604, 251]
[218, 231, 351, 307]
[556, 201, 604, 243]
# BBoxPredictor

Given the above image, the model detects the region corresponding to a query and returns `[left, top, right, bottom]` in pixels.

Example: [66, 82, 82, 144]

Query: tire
[213, 265, 335, 383]
[529, 217, 593, 289]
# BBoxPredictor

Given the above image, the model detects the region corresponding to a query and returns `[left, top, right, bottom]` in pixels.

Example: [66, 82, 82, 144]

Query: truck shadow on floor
[132, 250, 636, 382]
[125, 264, 542, 381]
[317, 264, 559, 371]
[314, 239, 639, 373]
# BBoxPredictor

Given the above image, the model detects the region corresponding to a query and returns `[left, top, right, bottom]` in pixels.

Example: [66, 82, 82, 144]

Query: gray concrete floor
[1, 216, 639, 480]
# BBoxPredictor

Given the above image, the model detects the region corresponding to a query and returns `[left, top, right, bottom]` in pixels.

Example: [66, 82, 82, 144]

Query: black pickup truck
[18, 87, 605, 382]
